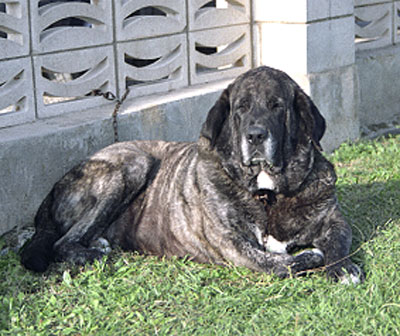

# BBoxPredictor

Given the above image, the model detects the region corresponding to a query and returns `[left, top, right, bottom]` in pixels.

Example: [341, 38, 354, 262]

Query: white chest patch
[257, 171, 275, 191]
[264, 235, 288, 254]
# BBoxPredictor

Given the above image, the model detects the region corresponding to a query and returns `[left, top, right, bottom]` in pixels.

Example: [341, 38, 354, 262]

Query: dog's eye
[237, 98, 250, 111]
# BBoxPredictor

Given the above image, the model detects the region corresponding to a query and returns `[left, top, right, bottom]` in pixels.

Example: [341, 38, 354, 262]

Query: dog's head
[200, 66, 326, 195]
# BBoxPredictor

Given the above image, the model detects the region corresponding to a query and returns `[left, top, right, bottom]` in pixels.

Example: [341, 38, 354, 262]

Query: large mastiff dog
[21, 66, 361, 283]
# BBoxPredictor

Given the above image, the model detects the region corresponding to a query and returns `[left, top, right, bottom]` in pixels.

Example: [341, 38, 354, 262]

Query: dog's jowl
[21, 66, 362, 284]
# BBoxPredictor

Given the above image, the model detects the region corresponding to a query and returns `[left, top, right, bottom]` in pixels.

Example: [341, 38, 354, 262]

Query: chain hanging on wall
[90, 88, 130, 143]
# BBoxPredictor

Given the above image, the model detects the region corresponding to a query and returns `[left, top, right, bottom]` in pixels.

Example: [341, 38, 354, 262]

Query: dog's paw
[90, 237, 112, 255]
[327, 262, 364, 285]
[55, 240, 111, 266]
[290, 249, 325, 275]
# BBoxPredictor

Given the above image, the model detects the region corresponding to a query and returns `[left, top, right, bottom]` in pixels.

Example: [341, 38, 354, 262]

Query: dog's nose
[246, 126, 267, 146]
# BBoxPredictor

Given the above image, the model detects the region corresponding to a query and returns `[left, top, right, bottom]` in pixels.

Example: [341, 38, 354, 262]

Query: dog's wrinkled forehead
[230, 68, 294, 109]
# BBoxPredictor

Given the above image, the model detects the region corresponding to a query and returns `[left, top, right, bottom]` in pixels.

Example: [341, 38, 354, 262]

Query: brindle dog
[21, 66, 362, 283]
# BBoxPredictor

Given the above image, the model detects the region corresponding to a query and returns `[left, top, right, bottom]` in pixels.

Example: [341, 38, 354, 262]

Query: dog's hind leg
[21, 143, 158, 272]
[20, 192, 62, 272]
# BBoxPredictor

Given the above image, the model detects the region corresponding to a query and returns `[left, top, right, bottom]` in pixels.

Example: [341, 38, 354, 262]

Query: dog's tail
[20, 193, 61, 272]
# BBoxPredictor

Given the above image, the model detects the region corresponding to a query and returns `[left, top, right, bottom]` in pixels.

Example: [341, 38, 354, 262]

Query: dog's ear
[200, 87, 231, 148]
[294, 88, 326, 149]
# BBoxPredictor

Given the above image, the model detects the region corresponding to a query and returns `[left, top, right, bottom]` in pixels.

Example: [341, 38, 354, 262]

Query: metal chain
[90, 88, 130, 142]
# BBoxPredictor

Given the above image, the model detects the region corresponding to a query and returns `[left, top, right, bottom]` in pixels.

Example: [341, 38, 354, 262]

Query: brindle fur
[21, 66, 361, 282]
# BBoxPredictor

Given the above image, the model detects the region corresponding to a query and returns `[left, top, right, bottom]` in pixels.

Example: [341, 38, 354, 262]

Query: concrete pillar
[252, 0, 359, 152]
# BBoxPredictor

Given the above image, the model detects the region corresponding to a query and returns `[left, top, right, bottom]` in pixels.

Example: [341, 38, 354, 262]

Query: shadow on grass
[336, 179, 400, 265]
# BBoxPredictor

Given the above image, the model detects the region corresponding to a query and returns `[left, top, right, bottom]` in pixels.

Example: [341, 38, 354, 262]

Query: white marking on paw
[91, 237, 112, 254]
[312, 248, 324, 258]
[340, 273, 361, 285]
[257, 171, 275, 191]
[264, 235, 288, 254]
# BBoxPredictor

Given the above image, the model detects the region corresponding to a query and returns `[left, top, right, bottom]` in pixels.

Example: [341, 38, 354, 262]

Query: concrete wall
[0, 1, 252, 128]
[356, 45, 400, 128]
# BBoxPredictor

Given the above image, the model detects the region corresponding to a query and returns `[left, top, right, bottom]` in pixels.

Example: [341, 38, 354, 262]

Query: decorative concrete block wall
[30, 0, 113, 53]
[395, 2, 400, 43]
[34, 46, 117, 118]
[0, 1, 33, 128]
[0, 0, 253, 128]
[354, 0, 400, 128]
[188, 0, 250, 30]
[354, 0, 397, 50]
[187, 0, 252, 85]
[188, 24, 251, 84]
[0, 58, 35, 128]
[0, 0, 30, 59]
[115, 1, 186, 40]
[114, 1, 188, 98]
[117, 34, 189, 98]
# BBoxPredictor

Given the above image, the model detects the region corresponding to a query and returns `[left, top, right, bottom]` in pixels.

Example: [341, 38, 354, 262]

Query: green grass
[1, 135, 400, 335]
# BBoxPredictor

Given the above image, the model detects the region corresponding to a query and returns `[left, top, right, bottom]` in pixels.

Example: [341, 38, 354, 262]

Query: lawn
[1, 135, 400, 335]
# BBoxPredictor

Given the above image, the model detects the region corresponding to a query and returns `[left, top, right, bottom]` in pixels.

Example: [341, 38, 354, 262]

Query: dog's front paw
[290, 249, 325, 275]
[327, 261, 364, 285]
[90, 237, 112, 255]
[55, 241, 111, 266]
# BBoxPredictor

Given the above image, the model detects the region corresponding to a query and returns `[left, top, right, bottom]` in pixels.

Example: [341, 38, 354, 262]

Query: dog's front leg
[313, 207, 363, 284]
[228, 236, 324, 278]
